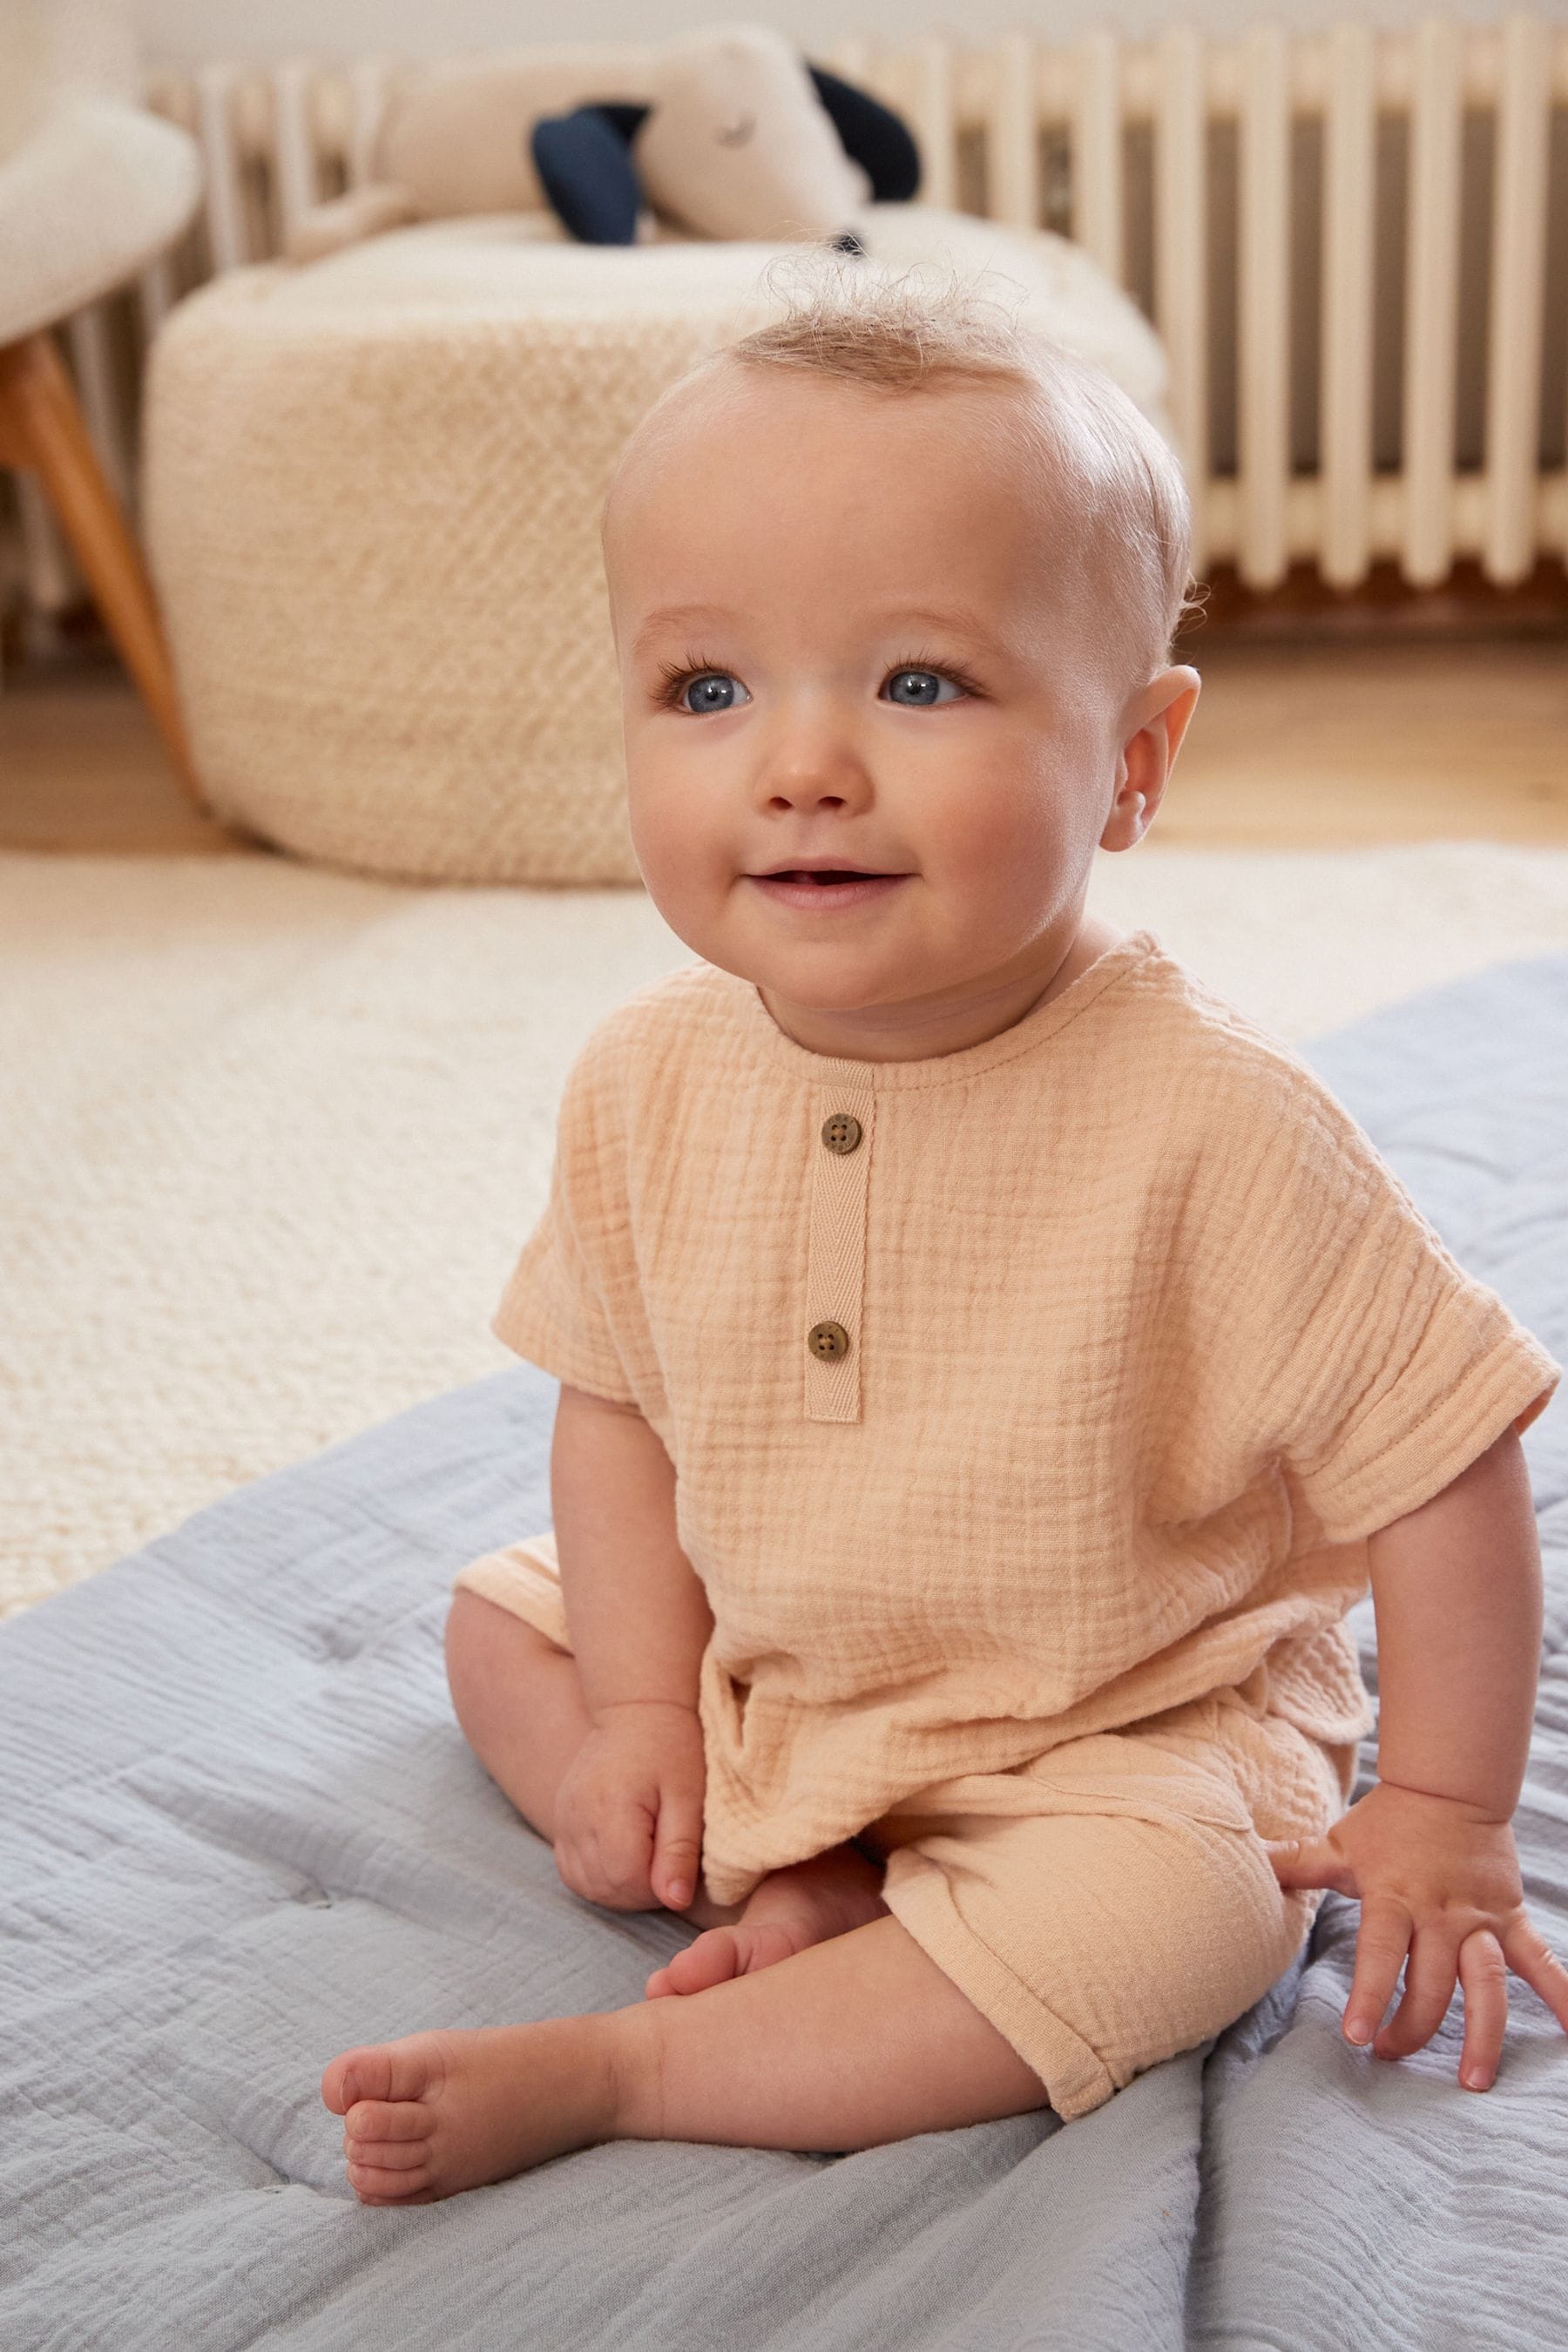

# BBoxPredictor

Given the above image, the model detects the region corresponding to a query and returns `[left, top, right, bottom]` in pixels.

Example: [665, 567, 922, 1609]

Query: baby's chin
[754, 965, 1005, 1049]
[707, 937, 938, 1016]
[645, 897, 925, 1003]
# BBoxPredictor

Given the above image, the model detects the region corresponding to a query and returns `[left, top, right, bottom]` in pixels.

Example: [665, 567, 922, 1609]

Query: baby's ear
[1159, 667, 1204, 760]
[1121, 665, 1201, 746]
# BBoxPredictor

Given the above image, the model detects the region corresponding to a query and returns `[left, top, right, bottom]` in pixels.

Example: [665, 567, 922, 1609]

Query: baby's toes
[663, 1927, 747, 1997]
[346, 2156, 435, 2206]
[644, 1920, 808, 2000]
[322, 2043, 400, 2116]
[344, 2097, 430, 2148]
[644, 1930, 737, 1999]
[342, 2135, 429, 2173]
[341, 2102, 435, 2200]
[341, 2090, 437, 2204]
[321, 2033, 443, 2118]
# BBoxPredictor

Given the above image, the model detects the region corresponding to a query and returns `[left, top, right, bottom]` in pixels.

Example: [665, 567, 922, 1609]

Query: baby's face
[605, 365, 1195, 1058]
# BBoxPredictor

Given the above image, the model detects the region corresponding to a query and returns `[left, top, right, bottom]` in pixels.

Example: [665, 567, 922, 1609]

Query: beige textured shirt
[490, 928, 1561, 1907]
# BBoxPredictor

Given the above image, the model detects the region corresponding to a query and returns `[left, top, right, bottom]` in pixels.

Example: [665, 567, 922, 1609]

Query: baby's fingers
[652, 1784, 705, 1912]
[1501, 1914, 1568, 2040]
[1342, 1896, 1414, 2049]
[555, 1804, 656, 1911]
[1369, 1923, 1459, 2062]
[1454, 1928, 1510, 2090]
[585, 1805, 659, 1909]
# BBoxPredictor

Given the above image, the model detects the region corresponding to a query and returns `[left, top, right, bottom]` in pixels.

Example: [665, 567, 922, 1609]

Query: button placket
[803, 1068, 875, 1423]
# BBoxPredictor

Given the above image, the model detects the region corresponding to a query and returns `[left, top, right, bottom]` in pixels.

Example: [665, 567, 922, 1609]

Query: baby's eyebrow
[631, 604, 732, 659]
[877, 605, 1011, 659]
[630, 602, 1011, 662]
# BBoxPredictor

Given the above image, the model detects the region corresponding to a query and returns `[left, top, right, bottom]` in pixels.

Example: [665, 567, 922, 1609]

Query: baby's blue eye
[679, 672, 752, 714]
[885, 668, 963, 706]
[670, 666, 967, 713]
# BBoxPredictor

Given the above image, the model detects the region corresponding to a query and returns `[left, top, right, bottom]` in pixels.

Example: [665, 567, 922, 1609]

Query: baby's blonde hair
[620, 251, 1203, 694]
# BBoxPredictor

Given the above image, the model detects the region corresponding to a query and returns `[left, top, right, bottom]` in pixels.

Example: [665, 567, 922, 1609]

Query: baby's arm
[552, 1382, 712, 1718]
[1265, 1426, 1568, 2090]
[550, 1383, 714, 1911]
[1366, 1422, 1539, 1821]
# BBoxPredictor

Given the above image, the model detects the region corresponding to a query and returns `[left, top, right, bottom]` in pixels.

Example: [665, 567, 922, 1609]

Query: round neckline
[718, 927, 1161, 1090]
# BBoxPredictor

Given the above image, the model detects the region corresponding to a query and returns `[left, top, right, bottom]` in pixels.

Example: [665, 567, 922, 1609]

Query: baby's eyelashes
[665, 671, 752, 715]
[657, 663, 975, 715]
[885, 668, 966, 706]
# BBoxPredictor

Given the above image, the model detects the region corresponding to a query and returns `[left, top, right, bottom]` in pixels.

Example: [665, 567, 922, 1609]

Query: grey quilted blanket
[4, 951, 1566, 2351]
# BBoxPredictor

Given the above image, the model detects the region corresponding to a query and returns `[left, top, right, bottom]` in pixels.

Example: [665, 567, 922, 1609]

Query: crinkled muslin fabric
[456, 928, 1561, 2115]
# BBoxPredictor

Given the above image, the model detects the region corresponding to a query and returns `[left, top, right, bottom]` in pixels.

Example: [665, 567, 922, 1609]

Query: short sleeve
[490, 1031, 639, 1409]
[1193, 1055, 1561, 1548]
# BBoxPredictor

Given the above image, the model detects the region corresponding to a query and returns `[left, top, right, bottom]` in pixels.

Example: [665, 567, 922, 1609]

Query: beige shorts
[454, 1541, 1357, 2122]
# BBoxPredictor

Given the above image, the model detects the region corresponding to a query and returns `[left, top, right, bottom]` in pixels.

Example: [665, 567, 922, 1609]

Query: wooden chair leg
[0, 328, 210, 814]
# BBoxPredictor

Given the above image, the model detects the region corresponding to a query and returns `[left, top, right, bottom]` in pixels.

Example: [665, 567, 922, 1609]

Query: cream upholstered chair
[144, 50, 1181, 885]
[0, 0, 203, 801]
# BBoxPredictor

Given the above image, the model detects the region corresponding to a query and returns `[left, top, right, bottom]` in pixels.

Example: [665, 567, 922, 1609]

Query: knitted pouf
[144, 207, 1176, 885]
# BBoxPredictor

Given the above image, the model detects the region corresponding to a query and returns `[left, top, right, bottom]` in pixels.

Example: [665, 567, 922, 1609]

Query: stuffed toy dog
[287, 23, 920, 264]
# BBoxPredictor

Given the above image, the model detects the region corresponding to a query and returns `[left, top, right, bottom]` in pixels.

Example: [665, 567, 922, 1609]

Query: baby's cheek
[959, 752, 1059, 854]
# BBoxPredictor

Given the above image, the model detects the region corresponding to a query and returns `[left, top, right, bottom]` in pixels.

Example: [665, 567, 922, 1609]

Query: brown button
[821, 1112, 862, 1155]
[808, 1320, 851, 1361]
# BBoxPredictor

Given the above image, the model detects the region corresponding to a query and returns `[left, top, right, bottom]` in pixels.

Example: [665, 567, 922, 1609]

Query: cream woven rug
[8, 839, 1568, 1619]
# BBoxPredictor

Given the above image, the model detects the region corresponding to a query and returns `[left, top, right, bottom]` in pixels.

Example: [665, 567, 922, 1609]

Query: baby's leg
[443, 1586, 594, 1850]
[444, 1586, 733, 1928]
[446, 1590, 889, 1957]
[323, 1911, 1048, 2201]
[444, 1587, 887, 1957]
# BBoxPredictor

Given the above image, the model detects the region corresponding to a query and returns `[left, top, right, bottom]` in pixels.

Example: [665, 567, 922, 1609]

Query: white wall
[127, 0, 1568, 64]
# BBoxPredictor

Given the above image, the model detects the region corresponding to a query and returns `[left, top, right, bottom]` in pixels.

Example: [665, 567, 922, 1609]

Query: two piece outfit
[455, 929, 1561, 2121]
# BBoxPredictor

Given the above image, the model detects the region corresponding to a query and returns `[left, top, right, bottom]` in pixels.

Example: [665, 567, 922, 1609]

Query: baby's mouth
[774, 870, 871, 884]
[747, 868, 912, 908]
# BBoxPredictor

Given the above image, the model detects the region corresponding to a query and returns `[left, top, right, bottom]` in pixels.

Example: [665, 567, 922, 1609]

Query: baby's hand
[1264, 1779, 1568, 2091]
[551, 1700, 706, 1915]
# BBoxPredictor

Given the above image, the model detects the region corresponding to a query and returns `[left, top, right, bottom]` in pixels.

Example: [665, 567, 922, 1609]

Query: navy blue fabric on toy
[807, 67, 919, 202]
[531, 103, 647, 246]
[530, 65, 919, 247]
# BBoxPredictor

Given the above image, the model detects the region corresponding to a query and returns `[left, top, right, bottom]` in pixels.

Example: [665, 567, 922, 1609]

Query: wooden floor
[2, 637, 1566, 854]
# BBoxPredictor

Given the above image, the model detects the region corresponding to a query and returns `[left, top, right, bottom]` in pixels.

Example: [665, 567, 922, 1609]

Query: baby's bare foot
[321, 2015, 619, 2203]
[645, 1839, 888, 2000]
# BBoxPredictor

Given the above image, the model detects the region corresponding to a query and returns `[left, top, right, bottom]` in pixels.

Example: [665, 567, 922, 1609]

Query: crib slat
[1073, 32, 1123, 282]
[53, 23, 1568, 625]
[1483, 11, 1551, 583]
[988, 36, 1041, 229]
[345, 57, 399, 188]
[1154, 26, 1209, 570]
[910, 36, 957, 212]
[1320, 23, 1376, 585]
[136, 252, 176, 344]
[1237, 25, 1292, 586]
[269, 61, 321, 241]
[1402, 17, 1463, 585]
[193, 64, 248, 273]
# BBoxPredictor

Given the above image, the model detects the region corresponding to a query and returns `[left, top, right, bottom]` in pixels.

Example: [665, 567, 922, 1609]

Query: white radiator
[13, 17, 1568, 613]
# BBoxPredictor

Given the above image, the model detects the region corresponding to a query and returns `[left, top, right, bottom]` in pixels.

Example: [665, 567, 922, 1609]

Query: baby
[322, 261, 1567, 2203]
